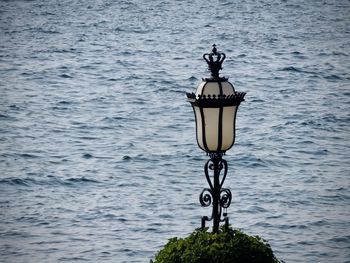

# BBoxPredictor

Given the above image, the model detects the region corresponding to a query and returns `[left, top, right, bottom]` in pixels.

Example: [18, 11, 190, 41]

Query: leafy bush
[151, 227, 283, 263]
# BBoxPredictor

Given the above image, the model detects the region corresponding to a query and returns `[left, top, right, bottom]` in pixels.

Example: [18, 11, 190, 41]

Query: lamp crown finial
[203, 44, 226, 80]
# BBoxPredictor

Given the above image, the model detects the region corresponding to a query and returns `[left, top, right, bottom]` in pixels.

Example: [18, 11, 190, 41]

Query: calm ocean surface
[1, 0, 349, 262]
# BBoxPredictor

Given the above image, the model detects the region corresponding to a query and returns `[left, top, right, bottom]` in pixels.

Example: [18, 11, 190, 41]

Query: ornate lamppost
[187, 45, 246, 233]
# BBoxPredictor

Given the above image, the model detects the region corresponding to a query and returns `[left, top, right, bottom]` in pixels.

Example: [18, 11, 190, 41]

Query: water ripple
[0, 0, 349, 263]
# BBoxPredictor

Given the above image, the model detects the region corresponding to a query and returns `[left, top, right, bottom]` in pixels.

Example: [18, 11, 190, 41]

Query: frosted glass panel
[221, 106, 237, 151]
[195, 82, 207, 96]
[221, 82, 235, 95]
[203, 108, 219, 151]
[197, 82, 220, 96]
[196, 81, 235, 97]
[194, 106, 205, 151]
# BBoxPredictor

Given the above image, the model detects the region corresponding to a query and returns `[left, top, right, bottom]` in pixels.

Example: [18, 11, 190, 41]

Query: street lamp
[187, 45, 246, 233]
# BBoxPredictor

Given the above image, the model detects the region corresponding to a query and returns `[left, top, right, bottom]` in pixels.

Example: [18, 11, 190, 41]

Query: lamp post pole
[212, 154, 221, 233]
[187, 45, 245, 233]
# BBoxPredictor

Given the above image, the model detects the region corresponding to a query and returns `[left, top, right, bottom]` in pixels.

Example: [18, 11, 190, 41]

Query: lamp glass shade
[193, 104, 238, 153]
[189, 79, 242, 153]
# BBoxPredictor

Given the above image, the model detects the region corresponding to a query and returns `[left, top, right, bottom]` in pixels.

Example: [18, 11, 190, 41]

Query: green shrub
[151, 227, 283, 263]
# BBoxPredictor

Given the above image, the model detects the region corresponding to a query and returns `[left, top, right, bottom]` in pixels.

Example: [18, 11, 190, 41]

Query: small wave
[279, 224, 308, 230]
[59, 74, 73, 79]
[279, 66, 322, 77]
[188, 76, 198, 81]
[17, 153, 41, 159]
[280, 66, 304, 73]
[319, 193, 349, 202]
[82, 153, 93, 159]
[102, 116, 125, 121]
[324, 74, 342, 80]
[311, 220, 329, 227]
[9, 104, 20, 109]
[250, 98, 264, 103]
[21, 71, 34, 76]
[40, 11, 55, 16]
[0, 176, 100, 187]
[237, 206, 269, 214]
[0, 230, 36, 239]
[332, 51, 348, 56]
[328, 236, 350, 244]
[122, 155, 132, 161]
[58, 100, 72, 105]
[51, 106, 69, 111]
[115, 27, 126, 32]
[0, 177, 37, 186]
[55, 176, 100, 186]
[75, 136, 99, 140]
[291, 51, 307, 59]
[253, 222, 273, 228]
[37, 28, 61, 34]
[51, 47, 78, 53]
[21, 26, 60, 34]
[0, 113, 10, 119]
[266, 214, 283, 219]
[281, 66, 300, 72]
[65, 177, 100, 184]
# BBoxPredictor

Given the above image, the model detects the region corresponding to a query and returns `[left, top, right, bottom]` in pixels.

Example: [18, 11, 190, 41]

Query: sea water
[0, 0, 349, 262]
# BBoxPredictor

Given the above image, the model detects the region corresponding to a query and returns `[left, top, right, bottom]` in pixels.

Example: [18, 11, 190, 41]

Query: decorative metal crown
[203, 44, 226, 80]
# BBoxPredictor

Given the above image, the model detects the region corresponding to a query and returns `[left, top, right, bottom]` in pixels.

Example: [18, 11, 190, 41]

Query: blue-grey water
[1, 0, 349, 262]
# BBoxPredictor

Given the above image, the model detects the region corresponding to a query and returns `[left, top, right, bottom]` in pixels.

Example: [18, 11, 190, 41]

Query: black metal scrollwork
[199, 188, 213, 208]
[200, 153, 232, 232]
[220, 188, 232, 209]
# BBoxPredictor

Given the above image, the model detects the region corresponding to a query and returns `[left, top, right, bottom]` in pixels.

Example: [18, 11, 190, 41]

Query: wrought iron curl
[220, 188, 232, 209]
[205, 157, 227, 188]
[199, 188, 212, 207]
[204, 159, 214, 190]
[208, 161, 223, 171]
